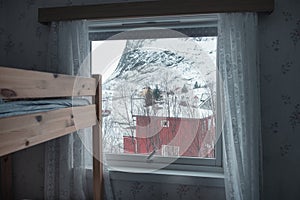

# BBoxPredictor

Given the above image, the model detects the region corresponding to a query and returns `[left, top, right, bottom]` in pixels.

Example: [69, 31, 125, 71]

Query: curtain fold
[44, 20, 92, 200]
[218, 13, 261, 200]
[45, 20, 114, 200]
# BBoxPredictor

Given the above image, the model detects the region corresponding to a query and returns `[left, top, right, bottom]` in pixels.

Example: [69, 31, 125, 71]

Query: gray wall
[1, 0, 300, 199]
[0, 1, 103, 199]
[259, 0, 300, 199]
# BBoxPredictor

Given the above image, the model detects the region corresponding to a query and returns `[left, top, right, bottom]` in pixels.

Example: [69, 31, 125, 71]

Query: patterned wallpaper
[1, 0, 300, 199]
[111, 180, 225, 200]
[259, 0, 300, 199]
[0, 0, 226, 199]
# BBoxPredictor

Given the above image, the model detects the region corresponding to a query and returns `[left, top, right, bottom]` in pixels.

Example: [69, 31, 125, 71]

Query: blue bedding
[0, 98, 90, 118]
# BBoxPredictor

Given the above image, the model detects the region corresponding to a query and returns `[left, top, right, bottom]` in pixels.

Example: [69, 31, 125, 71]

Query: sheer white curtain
[44, 20, 114, 200]
[44, 20, 93, 199]
[218, 13, 261, 200]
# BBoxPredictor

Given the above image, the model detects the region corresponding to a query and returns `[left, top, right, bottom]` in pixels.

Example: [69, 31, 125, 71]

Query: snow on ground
[93, 37, 217, 153]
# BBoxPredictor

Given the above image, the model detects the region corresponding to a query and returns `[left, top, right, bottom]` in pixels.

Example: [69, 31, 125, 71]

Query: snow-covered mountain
[99, 37, 217, 152]
[104, 37, 217, 91]
[102, 37, 217, 117]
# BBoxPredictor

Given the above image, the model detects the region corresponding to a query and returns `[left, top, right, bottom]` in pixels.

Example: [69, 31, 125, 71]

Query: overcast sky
[92, 40, 127, 82]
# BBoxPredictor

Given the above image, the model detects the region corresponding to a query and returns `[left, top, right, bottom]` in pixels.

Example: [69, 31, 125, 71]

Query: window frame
[90, 14, 223, 173]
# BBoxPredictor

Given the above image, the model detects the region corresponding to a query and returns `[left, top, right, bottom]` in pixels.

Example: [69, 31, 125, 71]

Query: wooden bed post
[92, 75, 103, 200]
[1, 155, 13, 200]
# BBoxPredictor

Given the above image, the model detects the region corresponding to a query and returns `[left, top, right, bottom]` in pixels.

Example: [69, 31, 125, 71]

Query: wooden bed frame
[0, 66, 103, 200]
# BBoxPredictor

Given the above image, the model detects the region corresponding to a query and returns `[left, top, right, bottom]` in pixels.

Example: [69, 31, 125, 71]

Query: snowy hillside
[103, 37, 217, 115]
[96, 37, 217, 153]
[104, 37, 216, 89]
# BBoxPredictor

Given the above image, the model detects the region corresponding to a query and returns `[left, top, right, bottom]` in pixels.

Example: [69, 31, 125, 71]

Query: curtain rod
[88, 14, 218, 32]
[38, 0, 274, 24]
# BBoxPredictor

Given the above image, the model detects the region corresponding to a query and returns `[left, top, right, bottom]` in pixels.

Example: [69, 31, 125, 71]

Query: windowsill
[108, 167, 224, 187]
[105, 153, 223, 171]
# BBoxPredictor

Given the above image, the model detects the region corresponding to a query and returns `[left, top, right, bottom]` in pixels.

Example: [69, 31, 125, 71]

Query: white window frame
[89, 14, 223, 173]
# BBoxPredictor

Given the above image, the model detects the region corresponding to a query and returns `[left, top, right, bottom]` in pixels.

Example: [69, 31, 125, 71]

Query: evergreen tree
[153, 85, 162, 101]
[193, 81, 199, 89]
[181, 84, 188, 93]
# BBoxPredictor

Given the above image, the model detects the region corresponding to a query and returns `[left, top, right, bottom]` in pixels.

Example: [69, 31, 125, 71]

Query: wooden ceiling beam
[38, 0, 274, 23]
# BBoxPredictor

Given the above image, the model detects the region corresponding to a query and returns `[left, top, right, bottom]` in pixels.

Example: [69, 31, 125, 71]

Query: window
[90, 15, 222, 172]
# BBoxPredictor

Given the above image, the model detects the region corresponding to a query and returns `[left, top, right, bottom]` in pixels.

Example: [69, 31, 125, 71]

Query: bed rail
[0, 67, 103, 200]
[0, 66, 97, 99]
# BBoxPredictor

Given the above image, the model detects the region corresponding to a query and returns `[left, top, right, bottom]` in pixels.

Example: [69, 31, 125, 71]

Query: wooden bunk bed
[0, 66, 103, 200]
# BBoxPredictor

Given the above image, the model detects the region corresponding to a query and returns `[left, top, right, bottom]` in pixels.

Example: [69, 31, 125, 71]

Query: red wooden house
[124, 115, 215, 158]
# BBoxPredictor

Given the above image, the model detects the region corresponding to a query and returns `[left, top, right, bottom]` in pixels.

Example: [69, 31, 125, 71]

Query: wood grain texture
[92, 75, 103, 200]
[0, 66, 96, 99]
[0, 105, 97, 156]
[38, 0, 274, 23]
[1, 155, 12, 200]
[0, 67, 100, 199]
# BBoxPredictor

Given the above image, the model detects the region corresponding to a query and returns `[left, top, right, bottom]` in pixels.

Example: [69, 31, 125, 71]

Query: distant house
[124, 115, 215, 158]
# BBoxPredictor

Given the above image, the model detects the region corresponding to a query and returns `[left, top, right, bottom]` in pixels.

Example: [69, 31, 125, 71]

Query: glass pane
[92, 36, 217, 159]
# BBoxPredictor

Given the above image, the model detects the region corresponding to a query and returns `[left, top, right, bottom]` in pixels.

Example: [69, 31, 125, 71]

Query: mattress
[0, 98, 90, 118]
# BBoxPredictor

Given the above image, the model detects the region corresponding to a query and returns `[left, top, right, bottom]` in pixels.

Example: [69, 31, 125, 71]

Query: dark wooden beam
[92, 75, 103, 200]
[1, 155, 13, 200]
[39, 0, 274, 23]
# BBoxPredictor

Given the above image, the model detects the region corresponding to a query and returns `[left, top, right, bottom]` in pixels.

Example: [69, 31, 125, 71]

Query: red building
[124, 115, 215, 158]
